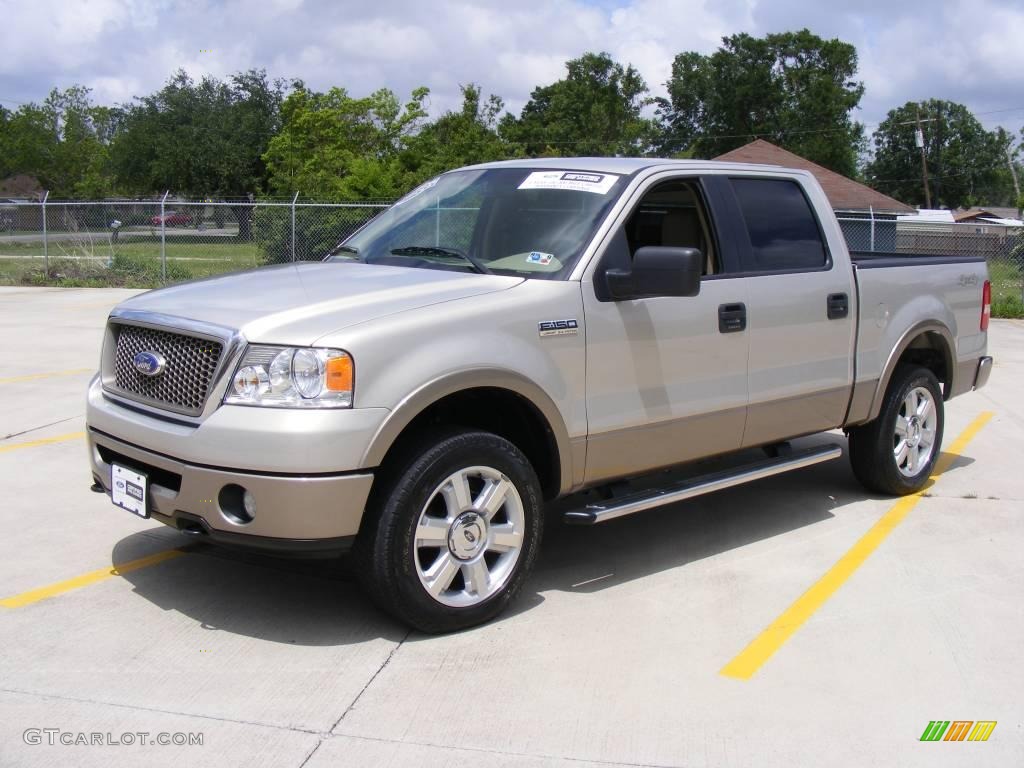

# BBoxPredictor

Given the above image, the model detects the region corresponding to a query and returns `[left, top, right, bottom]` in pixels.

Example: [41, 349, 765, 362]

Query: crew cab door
[581, 175, 749, 484]
[713, 175, 856, 446]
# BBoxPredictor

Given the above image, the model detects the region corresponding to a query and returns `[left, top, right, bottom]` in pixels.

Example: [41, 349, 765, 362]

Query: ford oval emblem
[133, 351, 166, 377]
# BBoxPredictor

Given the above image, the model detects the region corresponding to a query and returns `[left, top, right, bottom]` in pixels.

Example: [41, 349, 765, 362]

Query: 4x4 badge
[538, 319, 579, 337]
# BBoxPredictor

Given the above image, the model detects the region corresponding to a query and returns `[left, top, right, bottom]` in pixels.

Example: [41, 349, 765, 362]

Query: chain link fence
[0, 197, 390, 288]
[3, 198, 1021, 315]
[837, 212, 1023, 315]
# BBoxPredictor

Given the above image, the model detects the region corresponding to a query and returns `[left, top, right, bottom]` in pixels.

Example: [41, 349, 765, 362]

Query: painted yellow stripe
[0, 368, 93, 385]
[0, 549, 188, 608]
[720, 411, 994, 680]
[0, 431, 85, 454]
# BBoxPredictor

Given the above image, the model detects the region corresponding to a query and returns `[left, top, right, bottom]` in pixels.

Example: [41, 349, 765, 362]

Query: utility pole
[1007, 146, 1021, 205]
[915, 106, 932, 209]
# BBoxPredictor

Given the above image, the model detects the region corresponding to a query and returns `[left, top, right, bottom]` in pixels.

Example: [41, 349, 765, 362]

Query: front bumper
[89, 428, 373, 555]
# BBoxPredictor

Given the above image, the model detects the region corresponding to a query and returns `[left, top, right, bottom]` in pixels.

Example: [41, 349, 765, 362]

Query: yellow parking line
[720, 411, 994, 681]
[0, 432, 85, 453]
[0, 549, 188, 609]
[0, 368, 93, 385]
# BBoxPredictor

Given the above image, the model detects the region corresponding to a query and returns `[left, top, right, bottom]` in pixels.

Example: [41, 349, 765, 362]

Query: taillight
[981, 280, 991, 331]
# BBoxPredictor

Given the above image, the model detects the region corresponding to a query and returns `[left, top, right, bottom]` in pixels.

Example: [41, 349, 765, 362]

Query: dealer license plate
[111, 463, 149, 518]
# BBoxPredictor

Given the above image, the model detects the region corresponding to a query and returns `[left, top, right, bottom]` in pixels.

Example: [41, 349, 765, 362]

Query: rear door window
[729, 178, 827, 272]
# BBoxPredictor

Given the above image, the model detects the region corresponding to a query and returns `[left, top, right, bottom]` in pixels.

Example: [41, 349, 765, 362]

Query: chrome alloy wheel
[413, 466, 525, 608]
[893, 386, 937, 477]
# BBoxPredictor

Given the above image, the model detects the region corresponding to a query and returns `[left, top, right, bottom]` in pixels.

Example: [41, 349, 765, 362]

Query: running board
[563, 444, 843, 525]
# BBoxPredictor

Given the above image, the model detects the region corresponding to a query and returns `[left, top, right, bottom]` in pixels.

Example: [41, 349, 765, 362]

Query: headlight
[224, 346, 353, 408]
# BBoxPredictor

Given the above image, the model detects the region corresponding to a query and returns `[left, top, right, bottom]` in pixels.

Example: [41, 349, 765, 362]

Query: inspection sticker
[526, 251, 553, 265]
[518, 171, 619, 195]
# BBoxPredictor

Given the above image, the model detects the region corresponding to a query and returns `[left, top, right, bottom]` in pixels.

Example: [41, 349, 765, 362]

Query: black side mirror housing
[604, 246, 703, 300]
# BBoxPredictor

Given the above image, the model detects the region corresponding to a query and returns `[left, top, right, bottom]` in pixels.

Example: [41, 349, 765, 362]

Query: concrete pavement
[0, 287, 1021, 767]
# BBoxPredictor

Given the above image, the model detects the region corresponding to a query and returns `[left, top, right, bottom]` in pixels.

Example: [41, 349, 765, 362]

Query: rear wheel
[356, 430, 543, 633]
[848, 365, 944, 495]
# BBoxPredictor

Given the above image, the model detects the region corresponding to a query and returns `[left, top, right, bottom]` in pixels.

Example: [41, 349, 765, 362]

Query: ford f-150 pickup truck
[86, 158, 993, 631]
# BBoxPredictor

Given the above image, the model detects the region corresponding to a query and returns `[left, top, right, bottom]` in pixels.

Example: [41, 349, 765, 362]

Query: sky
[1, 0, 1023, 142]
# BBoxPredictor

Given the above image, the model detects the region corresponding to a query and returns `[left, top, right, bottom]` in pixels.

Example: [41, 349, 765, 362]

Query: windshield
[328, 168, 626, 279]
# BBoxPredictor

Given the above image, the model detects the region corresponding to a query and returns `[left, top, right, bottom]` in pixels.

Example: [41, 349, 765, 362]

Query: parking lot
[0, 286, 1021, 767]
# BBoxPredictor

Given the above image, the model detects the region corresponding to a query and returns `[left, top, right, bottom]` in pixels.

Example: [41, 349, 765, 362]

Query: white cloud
[1, 0, 1021, 138]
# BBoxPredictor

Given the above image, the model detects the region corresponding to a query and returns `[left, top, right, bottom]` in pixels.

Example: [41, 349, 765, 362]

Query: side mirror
[604, 246, 703, 301]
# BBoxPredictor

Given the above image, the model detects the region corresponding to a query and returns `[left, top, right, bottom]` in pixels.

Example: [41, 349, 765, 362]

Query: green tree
[657, 30, 865, 176]
[111, 69, 284, 237]
[111, 69, 283, 197]
[866, 100, 1015, 208]
[263, 83, 429, 200]
[404, 84, 514, 179]
[500, 52, 655, 157]
[0, 86, 116, 197]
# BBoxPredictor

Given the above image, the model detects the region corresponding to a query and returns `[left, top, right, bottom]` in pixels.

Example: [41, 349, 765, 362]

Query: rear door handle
[718, 302, 746, 333]
[827, 293, 849, 320]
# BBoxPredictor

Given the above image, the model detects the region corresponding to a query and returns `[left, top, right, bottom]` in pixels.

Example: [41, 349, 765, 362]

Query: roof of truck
[463, 156, 797, 176]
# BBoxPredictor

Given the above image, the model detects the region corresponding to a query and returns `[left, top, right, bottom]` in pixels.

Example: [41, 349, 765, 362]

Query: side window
[729, 178, 827, 272]
[624, 179, 718, 275]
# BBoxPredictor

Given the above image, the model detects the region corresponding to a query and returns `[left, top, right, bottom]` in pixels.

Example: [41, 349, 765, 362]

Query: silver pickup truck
[86, 158, 993, 631]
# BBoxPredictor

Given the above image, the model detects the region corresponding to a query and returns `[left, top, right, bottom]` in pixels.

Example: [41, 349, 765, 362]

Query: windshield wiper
[389, 245, 492, 275]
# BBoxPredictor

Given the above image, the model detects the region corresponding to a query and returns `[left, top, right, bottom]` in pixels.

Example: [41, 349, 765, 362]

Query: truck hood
[116, 262, 523, 346]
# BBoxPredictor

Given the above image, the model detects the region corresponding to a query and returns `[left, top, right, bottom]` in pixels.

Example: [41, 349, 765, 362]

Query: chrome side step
[563, 444, 843, 525]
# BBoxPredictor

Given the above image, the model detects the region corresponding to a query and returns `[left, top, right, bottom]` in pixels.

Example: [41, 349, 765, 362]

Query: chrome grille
[111, 324, 224, 415]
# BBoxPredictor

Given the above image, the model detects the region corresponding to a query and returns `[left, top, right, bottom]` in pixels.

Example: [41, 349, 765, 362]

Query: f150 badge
[538, 319, 579, 337]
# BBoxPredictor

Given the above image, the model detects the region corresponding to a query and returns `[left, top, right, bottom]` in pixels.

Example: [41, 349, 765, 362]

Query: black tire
[355, 429, 543, 633]
[848, 365, 944, 495]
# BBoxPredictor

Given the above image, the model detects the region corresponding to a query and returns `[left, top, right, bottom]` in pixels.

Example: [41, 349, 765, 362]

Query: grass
[988, 261, 1024, 318]
[0, 237, 262, 288]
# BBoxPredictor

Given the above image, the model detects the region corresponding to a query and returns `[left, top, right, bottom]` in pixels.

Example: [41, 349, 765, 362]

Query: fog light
[218, 484, 255, 525]
[243, 489, 257, 519]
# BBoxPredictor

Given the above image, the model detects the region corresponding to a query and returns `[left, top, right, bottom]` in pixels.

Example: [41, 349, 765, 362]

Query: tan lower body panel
[742, 386, 850, 448]
[583, 406, 746, 485]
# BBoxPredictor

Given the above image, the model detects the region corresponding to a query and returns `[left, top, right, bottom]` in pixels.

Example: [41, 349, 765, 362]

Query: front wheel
[355, 430, 543, 633]
[848, 365, 944, 495]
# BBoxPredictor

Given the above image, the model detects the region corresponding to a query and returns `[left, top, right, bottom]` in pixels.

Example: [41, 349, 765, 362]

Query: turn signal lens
[325, 353, 354, 392]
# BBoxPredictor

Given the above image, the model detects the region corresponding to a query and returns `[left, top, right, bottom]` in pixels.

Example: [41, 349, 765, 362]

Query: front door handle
[827, 293, 849, 320]
[718, 302, 747, 333]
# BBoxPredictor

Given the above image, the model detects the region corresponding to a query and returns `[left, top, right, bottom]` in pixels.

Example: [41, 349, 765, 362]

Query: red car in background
[150, 211, 193, 226]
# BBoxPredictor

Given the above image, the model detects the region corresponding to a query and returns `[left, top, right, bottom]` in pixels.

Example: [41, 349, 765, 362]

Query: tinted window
[730, 178, 826, 271]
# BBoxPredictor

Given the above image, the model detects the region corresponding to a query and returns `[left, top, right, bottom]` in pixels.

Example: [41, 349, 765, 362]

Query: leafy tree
[657, 30, 865, 176]
[0, 87, 116, 197]
[866, 100, 1015, 208]
[110, 69, 284, 236]
[405, 84, 514, 178]
[500, 52, 655, 157]
[263, 83, 429, 200]
[112, 69, 283, 196]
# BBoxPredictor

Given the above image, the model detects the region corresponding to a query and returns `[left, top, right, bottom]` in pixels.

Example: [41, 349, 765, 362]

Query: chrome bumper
[88, 428, 373, 554]
[974, 356, 993, 390]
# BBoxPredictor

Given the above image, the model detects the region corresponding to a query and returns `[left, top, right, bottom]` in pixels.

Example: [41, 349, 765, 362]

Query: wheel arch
[361, 369, 574, 499]
[867, 321, 955, 422]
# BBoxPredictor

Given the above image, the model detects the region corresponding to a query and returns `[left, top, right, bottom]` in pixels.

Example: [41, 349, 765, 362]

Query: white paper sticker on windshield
[518, 171, 619, 195]
[526, 251, 553, 265]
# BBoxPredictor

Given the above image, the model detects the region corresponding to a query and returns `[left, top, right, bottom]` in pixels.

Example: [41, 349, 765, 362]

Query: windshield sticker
[518, 171, 619, 195]
[394, 177, 439, 206]
[526, 251, 554, 266]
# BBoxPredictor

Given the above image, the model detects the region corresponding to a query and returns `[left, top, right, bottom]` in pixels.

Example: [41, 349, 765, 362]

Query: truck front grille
[111, 324, 224, 416]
